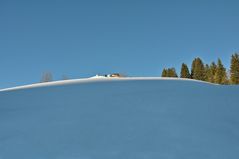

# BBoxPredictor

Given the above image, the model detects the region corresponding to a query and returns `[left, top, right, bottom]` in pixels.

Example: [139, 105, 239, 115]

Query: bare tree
[41, 72, 53, 83]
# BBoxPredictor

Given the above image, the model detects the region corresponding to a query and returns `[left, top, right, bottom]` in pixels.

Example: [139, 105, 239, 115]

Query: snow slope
[0, 77, 239, 159]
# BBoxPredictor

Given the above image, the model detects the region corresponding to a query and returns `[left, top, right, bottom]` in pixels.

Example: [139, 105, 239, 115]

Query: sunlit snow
[0, 78, 239, 159]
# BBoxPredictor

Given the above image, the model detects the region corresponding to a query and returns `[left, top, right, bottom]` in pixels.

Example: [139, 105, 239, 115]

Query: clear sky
[0, 0, 238, 88]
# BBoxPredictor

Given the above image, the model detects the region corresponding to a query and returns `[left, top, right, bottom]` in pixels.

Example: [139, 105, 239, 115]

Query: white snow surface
[0, 77, 239, 159]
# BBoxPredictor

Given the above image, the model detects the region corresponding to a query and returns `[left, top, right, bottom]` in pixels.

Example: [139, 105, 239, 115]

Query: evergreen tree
[204, 64, 210, 82]
[161, 68, 178, 77]
[191, 59, 196, 79]
[208, 62, 217, 83]
[214, 59, 228, 84]
[191, 58, 205, 81]
[161, 68, 168, 77]
[204, 62, 217, 83]
[167, 68, 178, 77]
[180, 63, 190, 78]
[230, 53, 239, 84]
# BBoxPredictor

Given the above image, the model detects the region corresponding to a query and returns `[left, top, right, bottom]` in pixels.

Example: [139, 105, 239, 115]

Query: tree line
[161, 53, 239, 85]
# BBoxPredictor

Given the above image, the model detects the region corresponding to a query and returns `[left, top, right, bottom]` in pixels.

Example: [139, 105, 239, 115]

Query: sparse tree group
[161, 53, 239, 85]
[40, 73, 71, 83]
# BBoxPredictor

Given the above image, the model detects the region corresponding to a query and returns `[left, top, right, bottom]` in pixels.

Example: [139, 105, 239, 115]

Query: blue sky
[0, 0, 238, 88]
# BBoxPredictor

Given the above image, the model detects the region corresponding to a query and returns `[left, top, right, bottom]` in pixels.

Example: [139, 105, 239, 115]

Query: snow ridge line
[0, 77, 215, 92]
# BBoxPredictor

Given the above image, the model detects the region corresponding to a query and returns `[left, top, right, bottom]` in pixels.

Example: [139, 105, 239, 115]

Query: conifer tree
[161, 69, 168, 77]
[167, 68, 178, 77]
[191, 58, 205, 81]
[180, 63, 190, 78]
[191, 59, 196, 79]
[208, 62, 217, 83]
[230, 53, 239, 84]
[204, 64, 210, 82]
[161, 68, 178, 77]
[214, 59, 228, 84]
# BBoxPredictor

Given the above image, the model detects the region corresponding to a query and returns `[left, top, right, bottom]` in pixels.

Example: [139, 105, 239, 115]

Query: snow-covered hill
[0, 77, 239, 159]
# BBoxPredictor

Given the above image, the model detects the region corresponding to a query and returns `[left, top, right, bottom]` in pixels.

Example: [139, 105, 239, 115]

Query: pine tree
[180, 63, 190, 78]
[204, 62, 217, 83]
[214, 59, 228, 84]
[161, 68, 178, 77]
[230, 53, 239, 84]
[161, 68, 168, 77]
[208, 62, 217, 83]
[167, 68, 178, 77]
[191, 58, 205, 81]
[204, 64, 210, 82]
[191, 59, 196, 79]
